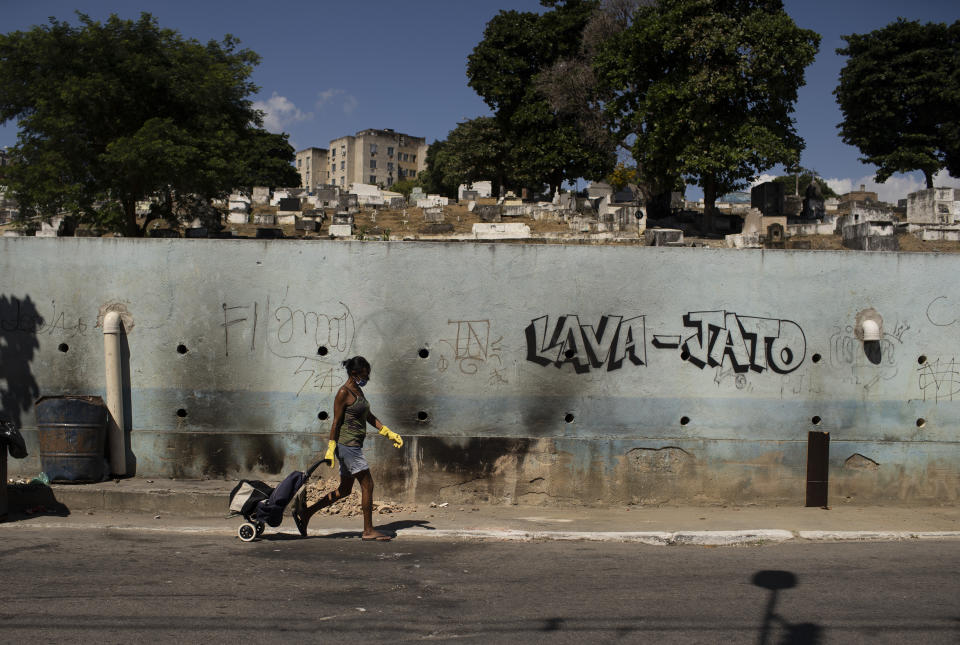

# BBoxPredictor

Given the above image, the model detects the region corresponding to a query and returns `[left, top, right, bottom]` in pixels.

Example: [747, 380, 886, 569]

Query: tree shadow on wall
[0, 295, 41, 428]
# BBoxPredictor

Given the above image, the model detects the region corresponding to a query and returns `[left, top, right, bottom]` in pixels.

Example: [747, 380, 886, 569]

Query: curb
[5, 520, 959, 545]
[9, 485, 227, 517]
[797, 530, 960, 541]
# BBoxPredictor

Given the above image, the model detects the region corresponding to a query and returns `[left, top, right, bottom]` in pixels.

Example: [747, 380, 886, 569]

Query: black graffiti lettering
[525, 316, 558, 367]
[765, 319, 806, 373]
[681, 311, 724, 369]
[581, 315, 621, 366]
[274, 303, 353, 352]
[608, 316, 646, 371]
[551, 316, 591, 373]
[681, 311, 805, 375]
[525, 315, 646, 372]
[222, 303, 250, 356]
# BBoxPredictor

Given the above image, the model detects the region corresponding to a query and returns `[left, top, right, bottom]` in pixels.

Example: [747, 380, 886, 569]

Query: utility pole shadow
[752, 570, 822, 645]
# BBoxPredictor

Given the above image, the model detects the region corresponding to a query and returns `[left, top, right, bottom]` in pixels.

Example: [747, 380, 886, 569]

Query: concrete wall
[2, 238, 959, 506]
[906, 187, 960, 225]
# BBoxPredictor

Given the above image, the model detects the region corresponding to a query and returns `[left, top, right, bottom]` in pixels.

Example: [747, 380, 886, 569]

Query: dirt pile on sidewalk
[304, 476, 412, 517]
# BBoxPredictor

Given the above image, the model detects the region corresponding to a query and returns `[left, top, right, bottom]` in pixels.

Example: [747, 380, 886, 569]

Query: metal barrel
[35, 396, 108, 482]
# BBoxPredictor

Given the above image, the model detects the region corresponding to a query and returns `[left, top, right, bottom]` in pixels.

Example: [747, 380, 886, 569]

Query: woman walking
[293, 356, 403, 540]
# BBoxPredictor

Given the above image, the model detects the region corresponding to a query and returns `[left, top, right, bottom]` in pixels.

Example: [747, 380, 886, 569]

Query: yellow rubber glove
[379, 425, 403, 448]
[324, 440, 337, 469]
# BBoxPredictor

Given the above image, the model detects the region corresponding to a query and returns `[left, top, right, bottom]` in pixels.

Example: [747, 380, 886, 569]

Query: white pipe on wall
[103, 311, 126, 476]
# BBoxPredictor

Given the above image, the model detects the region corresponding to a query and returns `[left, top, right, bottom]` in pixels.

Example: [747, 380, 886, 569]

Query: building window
[340, 161, 345, 170]
[387, 162, 394, 171]
[387, 147, 394, 156]
[370, 143, 377, 155]
[399, 136, 405, 145]
[387, 177, 393, 187]
[369, 175, 377, 184]
[411, 155, 416, 163]
[331, 148, 335, 157]
[297, 159, 302, 168]
[370, 160, 376, 169]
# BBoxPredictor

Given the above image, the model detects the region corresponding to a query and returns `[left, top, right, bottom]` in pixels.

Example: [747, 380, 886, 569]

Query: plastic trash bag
[1, 421, 28, 459]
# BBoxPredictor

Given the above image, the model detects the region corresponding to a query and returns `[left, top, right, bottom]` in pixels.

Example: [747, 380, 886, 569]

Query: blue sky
[1, 0, 958, 201]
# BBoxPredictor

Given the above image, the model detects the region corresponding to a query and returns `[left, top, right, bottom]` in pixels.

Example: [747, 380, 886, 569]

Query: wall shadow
[119, 327, 137, 475]
[0, 295, 41, 427]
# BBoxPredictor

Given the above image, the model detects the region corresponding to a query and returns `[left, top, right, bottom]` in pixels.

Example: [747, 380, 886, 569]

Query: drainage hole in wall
[680, 416, 690, 426]
[176, 344, 188, 354]
[918, 355, 927, 365]
[58, 343, 69, 353]
[176, 409, 188, 418]
[317, 346, 328, 356]
[916, 418, 926, 428]
[418, 348, 429, 359]
[812, 353, 821, 363]
[318, 411, 329, 421]
[812, 416, 822, 426]
[564, 413, 575, 423]
[417, 411, 429, 422]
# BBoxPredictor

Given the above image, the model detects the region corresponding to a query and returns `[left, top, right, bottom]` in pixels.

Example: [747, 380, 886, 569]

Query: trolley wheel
[255, 521, 265, 537]
[238, 522, 257, 542]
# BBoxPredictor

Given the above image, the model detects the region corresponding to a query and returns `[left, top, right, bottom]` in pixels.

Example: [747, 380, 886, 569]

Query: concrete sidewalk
[3, 477, 959, 545]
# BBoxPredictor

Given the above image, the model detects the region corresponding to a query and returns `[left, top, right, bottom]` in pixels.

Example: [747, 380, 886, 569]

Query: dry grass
[9, 207, 960, 252]
[218, 203, 573, 239]
[895, 233, 960, 253]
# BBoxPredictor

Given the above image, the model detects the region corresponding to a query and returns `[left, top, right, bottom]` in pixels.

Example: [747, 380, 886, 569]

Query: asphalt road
[0, 526, 957, 644]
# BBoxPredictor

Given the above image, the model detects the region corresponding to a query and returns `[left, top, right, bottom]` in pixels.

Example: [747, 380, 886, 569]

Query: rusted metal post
[805, 431, 830, 507]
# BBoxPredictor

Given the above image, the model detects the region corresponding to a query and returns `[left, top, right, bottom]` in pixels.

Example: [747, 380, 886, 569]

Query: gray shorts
[336, 444, 369, 476]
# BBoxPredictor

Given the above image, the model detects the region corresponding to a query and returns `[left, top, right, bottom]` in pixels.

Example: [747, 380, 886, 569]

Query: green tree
[0, 12, 295, 236]
[467, 0, 615, 196]
[387, 178, 421, 199]
[419, 139, 459, 198]
[606, 162, 640, 191]
[240, 130, 300, 189]
[771, 172, 837, 199]
[593, 0, 819, 231]
[422, 117, 508, 199]
[835, 19, 960, 189]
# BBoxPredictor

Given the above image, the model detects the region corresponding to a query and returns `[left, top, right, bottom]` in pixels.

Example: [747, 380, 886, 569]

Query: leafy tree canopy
[593, 0, 819, 229]
[835, 19, 960, 189]
[422, 117, 508, 198]
[387, 178, 421, 199]
[606, 162, 640, 191]
[467, 0, 615, 196]
[771, 172, 838, 199]
[0, 12, 296, 236]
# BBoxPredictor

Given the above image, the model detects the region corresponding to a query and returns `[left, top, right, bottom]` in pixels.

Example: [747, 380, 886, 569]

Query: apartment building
[295, 147, 329, 191]
[328, 129, 428, 189]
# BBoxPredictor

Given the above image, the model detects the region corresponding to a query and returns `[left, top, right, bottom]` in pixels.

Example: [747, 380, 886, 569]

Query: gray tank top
[338, 390, 369, 447]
